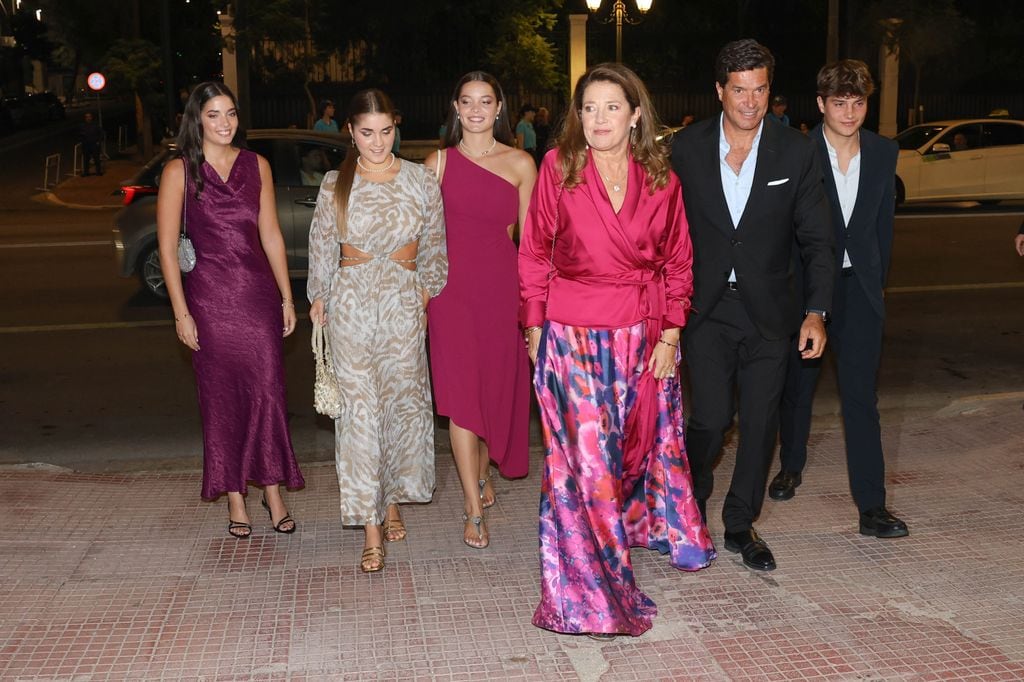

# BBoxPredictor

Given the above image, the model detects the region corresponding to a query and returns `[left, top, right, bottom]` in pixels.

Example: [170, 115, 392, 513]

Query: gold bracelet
[658, 338, 678, 348]
[282, 300, 295, 308]
[174, 313, 190, 322]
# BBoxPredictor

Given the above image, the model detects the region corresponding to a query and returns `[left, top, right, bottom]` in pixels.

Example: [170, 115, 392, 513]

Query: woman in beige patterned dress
[308, 89, 448, 573]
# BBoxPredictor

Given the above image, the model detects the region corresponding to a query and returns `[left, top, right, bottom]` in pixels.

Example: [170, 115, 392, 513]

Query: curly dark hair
[714, 39, 775, 87]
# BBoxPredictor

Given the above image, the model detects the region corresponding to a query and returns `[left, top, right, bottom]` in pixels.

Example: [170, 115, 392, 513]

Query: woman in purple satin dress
[157, 82, 304, 539]
[424, 72, 536, 548]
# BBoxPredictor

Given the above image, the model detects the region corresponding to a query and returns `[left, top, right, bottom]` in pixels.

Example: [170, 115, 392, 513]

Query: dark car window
[296, 141, 346, 187]
[982, 123, 1024, 148]
[247, 138, 276, 179]
[896, 125, 945, 150]
[936, 124, 981, 153]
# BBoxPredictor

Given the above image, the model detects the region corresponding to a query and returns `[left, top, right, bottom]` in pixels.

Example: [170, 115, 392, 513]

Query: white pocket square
[767, 178, 790, 186]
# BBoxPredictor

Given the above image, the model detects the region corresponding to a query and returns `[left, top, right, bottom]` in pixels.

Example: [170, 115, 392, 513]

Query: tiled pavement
[2, 395, 1023, 681]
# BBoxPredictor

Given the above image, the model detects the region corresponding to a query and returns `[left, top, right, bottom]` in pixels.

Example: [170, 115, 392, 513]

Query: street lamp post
[585, 0, 653, 64]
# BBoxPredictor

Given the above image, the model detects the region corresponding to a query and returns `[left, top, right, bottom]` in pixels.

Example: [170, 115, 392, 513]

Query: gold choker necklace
[357, 153, 396, 173]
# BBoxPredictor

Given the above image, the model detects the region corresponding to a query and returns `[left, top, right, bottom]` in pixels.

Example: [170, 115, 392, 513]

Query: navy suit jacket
[812, 124, 898, 318]
[672, 117, 835, 340]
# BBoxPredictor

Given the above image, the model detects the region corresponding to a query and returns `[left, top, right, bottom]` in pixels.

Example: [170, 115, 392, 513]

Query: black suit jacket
[812, 124, 897, 318]
[672, 117, 835, 340]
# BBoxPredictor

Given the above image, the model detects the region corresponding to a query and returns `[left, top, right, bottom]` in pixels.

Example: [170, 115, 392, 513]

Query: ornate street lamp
[585, 0, 653, 64]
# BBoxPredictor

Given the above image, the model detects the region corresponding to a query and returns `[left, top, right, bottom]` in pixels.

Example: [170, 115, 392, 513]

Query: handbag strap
[180, 158, 188, 238]
[546, 184, 564, 282]
[312, 323, 334, 367]
[435, 148, 446, 183]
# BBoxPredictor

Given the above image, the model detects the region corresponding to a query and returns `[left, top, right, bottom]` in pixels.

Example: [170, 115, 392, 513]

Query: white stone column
[877, 18, 902, 138]
[219, 11, 238, 96]
[569, 14, 588, 93]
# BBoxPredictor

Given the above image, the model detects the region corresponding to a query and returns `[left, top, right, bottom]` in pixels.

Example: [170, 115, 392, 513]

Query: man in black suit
[770, 60, 909, 538]
[671, 39, 834, 571]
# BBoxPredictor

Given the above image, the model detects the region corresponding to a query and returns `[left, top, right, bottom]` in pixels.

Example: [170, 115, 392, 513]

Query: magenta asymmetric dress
[428, 147, 530, 478]
[182, 150, 304, 499]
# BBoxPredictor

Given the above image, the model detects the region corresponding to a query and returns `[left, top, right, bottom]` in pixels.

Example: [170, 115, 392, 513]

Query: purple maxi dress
[182, 150, 304, 499]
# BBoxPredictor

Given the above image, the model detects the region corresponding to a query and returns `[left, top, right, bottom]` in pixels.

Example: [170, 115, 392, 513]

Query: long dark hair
[555, 62, 669, 193]
[175, 81, 246, 199]
[333, 88, 395, 240]
[441, 71, 514, 149]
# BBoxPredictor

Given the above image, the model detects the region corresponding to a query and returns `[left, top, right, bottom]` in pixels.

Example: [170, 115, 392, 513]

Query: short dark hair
[318, 99, 334, 117]
[715, 39, 775, 87]
[519, 103, 537, 117]
[816, 59, 875, 99]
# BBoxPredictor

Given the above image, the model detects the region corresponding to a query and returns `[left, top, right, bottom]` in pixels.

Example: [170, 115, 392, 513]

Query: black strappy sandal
[228, 520, 252, 539]
[261, 496, 297, 534]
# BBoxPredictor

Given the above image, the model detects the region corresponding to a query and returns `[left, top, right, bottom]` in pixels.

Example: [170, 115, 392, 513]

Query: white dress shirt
[822, 128, 861, 269]
[719, 114, 763, 282]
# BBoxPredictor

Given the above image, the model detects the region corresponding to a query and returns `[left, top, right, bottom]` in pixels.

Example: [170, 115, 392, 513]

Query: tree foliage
[862, 0, 974, 111]
[487, 10, 564, 100]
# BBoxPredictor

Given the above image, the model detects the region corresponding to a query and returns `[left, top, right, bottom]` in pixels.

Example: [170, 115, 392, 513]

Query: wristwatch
[805, 309, 830, 324]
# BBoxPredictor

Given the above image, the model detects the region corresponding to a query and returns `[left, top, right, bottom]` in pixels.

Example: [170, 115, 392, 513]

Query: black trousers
[83, 145, 102, 175]
[684, 290, 790, 533]
[778, 271, 887, 512]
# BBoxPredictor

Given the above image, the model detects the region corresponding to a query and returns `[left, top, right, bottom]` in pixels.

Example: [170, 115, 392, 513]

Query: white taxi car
[894, 118, 1024, 204]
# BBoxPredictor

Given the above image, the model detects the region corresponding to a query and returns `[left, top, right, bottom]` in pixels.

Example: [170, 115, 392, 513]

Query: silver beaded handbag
[312, 323, 344, 419]
[177, 160, 196, 273]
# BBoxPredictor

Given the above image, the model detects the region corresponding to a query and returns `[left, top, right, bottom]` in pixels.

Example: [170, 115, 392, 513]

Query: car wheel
[895, 177, 906, 205]
[138, 244, 169, 299]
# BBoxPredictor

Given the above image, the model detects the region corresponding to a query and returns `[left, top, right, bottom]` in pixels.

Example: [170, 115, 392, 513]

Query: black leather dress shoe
[723, 528, 777, 571]
[859, 507, 909, 538]
[768, 471, 802, 500]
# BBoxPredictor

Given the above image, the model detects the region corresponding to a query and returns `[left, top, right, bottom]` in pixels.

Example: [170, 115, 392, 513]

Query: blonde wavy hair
[554, 63, 670, 193]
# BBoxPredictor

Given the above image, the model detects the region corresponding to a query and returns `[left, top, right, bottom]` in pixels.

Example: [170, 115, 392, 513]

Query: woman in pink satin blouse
[519, 63, 715, 639]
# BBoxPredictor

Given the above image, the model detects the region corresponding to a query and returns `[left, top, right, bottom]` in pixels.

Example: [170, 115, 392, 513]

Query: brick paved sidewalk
[2, 396, 1022, 680]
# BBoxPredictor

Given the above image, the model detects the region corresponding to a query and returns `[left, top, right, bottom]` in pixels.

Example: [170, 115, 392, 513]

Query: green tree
[103, 38, 162, 159]
[38, 0, 120, 104]
[487, 9, 563, 102]
[865, 0, 974, 114]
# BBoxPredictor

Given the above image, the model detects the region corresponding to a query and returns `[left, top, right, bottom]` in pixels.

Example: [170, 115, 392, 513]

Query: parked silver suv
[112, 128, 349, 298]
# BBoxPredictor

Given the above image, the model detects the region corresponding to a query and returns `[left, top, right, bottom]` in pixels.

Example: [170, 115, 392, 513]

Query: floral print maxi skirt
[531, 321, 716, 636]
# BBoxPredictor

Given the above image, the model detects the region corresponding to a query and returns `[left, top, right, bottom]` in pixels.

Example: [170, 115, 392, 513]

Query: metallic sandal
[382, 510, 407, 542]
[360, 546, 385, 573]
[462, 513, 489, 549]
[478, 470, 496, 509]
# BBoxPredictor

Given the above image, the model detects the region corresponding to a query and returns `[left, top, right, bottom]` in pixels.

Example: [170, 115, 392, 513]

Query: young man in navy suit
[671, 40, 834, 571]
[770, 59, 909, 539]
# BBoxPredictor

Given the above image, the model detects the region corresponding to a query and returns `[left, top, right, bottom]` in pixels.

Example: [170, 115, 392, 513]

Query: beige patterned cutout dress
[307, 163, 447, 525]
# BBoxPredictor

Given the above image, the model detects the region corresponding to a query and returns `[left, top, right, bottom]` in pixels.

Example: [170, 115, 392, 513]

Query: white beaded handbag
[312, 323, 344, 419]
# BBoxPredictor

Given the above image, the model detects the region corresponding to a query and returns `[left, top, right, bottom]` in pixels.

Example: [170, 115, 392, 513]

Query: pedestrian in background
[771, 59, 909, 539]
[520, 62, 715, 639]
[425, 71, 535, 549]
[515, 103, 537, 156]
[80, 111, 103, 176]
[767, 94, 790, 126]
[391, 109, 402, 155]
[533, 106, 551, 167]
[156, 81, 304, 540]
[313, 99, 338, 133]
[307, 89, 447, 574]
[1015, 220, 1024, 256]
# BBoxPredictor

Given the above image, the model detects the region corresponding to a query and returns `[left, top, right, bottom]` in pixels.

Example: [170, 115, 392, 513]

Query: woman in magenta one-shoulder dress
[426, 72, 537, 548]
[157, 82, 304, 540]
